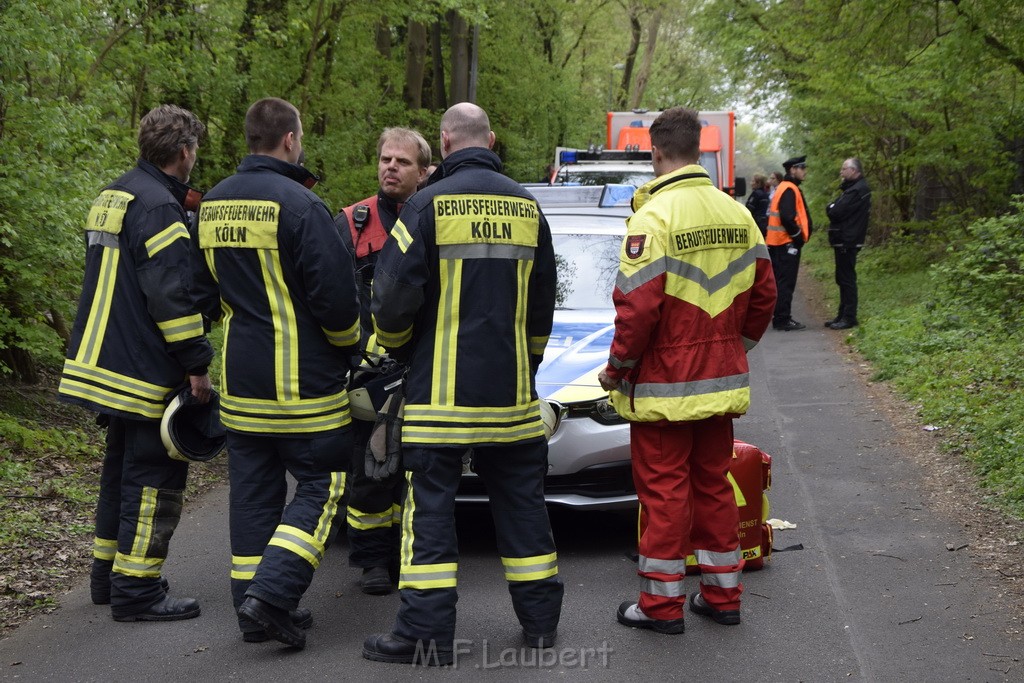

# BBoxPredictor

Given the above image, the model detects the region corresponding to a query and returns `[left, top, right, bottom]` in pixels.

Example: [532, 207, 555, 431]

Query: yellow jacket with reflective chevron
[604, 165, 777, 422]
[59, 160, 213, 421]
[191, 155, 361, 435]
[371, 147, 557, 446]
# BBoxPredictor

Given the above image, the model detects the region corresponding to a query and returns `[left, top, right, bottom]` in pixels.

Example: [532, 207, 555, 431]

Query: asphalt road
[2, 291, 1022, 682]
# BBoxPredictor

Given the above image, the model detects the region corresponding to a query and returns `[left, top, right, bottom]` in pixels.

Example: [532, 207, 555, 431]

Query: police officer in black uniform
[363, 103, 563, 666]
[191, 98, 360, 648]
[59, 104, 213, 622]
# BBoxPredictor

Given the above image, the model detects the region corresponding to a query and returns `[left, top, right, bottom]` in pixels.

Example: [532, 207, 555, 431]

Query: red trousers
[632, 416, 744, 620]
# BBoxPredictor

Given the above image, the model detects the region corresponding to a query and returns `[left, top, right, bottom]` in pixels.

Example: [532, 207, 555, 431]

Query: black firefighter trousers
[392, 441, 564, 646]
[346, 419, 402, 570]
[227, 429, 348, 627]
[93, 416, 188, 617]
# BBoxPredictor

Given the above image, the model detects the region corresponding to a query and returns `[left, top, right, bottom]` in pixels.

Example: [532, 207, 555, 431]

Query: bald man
[364, 103, 563, 665]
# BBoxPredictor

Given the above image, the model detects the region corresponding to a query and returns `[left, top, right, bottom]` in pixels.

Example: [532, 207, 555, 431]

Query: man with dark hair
[598, 106, 776, 635]
[334, 127, 431, 596]
[766, 155, 812, 331]
[191, 97, 360, 648]
[59, 104, 213, 622]
[825, 157, 871, 329]
[363, 102, 563, 665]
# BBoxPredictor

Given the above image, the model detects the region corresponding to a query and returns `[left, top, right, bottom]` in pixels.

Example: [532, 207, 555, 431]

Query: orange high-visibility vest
[766, 181, 809, 246]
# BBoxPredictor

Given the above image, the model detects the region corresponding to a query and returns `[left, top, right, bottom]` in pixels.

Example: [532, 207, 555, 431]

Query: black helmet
[160, 387, 227, 462]
[348, 359, 405, 421]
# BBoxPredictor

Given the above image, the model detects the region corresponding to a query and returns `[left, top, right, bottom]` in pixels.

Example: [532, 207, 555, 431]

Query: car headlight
[565, 397, 626, 425]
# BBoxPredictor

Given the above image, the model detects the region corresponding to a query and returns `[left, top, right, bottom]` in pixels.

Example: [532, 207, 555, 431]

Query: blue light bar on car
[559, 149, 578, 164]
[599, 184, 636, 207]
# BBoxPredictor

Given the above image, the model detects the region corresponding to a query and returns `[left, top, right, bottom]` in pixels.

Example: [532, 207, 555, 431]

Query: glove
[365, 384, 405, 481]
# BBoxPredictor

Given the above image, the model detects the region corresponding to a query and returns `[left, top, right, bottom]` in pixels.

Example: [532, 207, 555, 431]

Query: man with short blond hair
[334, 126, 431, 596]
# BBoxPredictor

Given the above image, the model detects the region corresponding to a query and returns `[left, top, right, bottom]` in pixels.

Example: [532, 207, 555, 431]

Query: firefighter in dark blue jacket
[59, 104, 214, 622]
[191, 98, 360, 648]
[362, 103, 564, 666]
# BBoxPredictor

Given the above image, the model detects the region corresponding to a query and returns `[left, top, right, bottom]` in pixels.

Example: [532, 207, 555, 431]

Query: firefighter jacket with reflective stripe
[59, 160, 213, 421]
[371, 147, 556, 446]
[339, 192, 403, 259]
[191, 154, 361, 435]
[766, 179, 810, 246]
[605, 165, 777, 422]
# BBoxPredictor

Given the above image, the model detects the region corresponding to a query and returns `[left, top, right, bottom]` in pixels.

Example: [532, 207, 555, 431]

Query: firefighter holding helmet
[59, 104, 214, 622]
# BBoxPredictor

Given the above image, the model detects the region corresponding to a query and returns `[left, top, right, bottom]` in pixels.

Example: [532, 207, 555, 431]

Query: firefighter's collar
[631, 165, 711, 212]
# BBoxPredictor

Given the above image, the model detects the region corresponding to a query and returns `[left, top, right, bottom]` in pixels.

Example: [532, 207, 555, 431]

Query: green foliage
[931, 197, 1024, 329]
[806, 204, 1024, 516]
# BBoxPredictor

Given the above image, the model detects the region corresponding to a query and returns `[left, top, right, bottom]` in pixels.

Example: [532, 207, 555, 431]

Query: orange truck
[606, 110, 745, 197]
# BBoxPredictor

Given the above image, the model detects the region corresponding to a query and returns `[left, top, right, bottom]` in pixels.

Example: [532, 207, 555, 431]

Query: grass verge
[803, 237, 1024, 519]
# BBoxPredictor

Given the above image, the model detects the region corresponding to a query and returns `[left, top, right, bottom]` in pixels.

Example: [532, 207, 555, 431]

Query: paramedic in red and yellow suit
[599, 107, 776, 634]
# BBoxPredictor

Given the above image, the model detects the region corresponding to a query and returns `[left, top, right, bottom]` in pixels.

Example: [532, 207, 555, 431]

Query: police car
[549, 148, 655, 188]
[456, 185, 636, 510]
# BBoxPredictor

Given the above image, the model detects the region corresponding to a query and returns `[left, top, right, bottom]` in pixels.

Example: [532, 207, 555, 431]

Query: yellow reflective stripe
[515, 259, 532, 403]
[76, 247, 119, 365]
[57, 377, 165, 419]
[267, 524, 325, 569]
[156, 314, 204, 343]
[112, 552, 162, 578]
[130, 486, 158, 557]
[391, 219, 413, 253]
[313, 472, 345, 545]
[501, 552, 558, 581]
[260, 250, 298, 401]
[399, 562, 458, 589]
[220, 411, 351, 434]
[145, 221, 189, 258]
[391, 503, 402, 524]
[402, 422, 545, 444]
[403, 401, 541, 420]
[63, 359, 172, 401]
[231, 554, 262, 580]
[401, 471, 415, 566]
[529, 335, 548, 356]
[322, 320, 360, 347]
[203, 249, 218, 282]
[432, 258, 461, 404]
[220, 300, 233, 391]
[375, 324, 413, 348]
[728, 471, 746, 507]
[93, 537, 117, 561]
[221, 390, 349, 415]
[347, 505, 397, 530]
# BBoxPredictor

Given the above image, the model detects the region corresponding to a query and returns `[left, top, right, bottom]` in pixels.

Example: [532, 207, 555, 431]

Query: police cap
[783, 155, 807, 170]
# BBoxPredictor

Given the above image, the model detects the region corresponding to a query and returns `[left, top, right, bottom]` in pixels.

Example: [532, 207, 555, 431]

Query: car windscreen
[553, 233, 622, 309]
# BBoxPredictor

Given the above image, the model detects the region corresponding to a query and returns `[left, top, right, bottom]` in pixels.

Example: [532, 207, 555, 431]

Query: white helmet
[160, 387, 226, 462]
[540, 400, 561, 440]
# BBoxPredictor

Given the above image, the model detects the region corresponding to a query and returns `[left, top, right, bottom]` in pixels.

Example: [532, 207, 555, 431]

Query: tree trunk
[448, 10, 469, 104]
[617, 11, 642, 110]
[430, 21, 447, 111]
[629, 9, 662, 109]
[375, 17, 392, 59]
[403, 20, 428, 109]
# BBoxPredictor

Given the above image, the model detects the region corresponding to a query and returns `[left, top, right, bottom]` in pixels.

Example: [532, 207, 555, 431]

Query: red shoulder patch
[626, 234, 647, 259]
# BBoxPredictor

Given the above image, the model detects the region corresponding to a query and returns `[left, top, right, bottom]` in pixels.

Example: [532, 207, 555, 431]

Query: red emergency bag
[637, 439, 773, 573]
